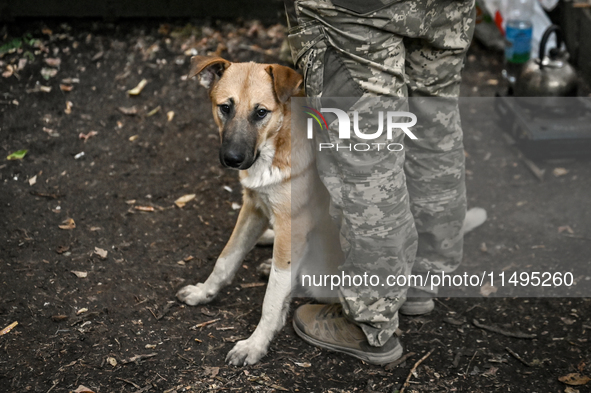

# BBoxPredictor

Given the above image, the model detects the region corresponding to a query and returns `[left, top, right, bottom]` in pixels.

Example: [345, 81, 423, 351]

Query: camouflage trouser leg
[287, 0, 475, 346]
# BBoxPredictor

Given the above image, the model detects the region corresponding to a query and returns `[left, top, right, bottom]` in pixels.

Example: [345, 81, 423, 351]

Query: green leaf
[0, 38, 22, 55]
[7, 149, 28, 160]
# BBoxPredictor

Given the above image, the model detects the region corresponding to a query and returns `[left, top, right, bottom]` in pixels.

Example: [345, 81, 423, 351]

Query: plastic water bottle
[502, 0, 534, 88]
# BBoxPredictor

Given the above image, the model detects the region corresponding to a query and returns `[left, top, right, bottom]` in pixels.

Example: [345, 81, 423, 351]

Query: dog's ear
[188, 56, 231, 89]
[265, 64, 303, 103]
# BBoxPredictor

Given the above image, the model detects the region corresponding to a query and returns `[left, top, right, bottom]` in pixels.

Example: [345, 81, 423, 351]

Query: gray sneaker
[293, 303, 403, 365]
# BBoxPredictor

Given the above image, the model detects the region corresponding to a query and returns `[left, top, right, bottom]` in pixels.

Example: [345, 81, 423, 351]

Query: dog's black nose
[222, 150, 246, 168]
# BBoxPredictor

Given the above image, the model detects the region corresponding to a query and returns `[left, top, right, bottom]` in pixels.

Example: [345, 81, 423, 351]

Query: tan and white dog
[176, 56, 343, 366]
[176, 56, 488, 366]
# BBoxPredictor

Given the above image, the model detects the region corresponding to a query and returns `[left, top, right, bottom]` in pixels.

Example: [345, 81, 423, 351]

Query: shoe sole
[293, 320, 403, 366]
[399, 299, 435, 316]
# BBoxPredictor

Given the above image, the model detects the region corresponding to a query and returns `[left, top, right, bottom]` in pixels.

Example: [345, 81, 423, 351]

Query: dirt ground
[1, 19, 590, 393]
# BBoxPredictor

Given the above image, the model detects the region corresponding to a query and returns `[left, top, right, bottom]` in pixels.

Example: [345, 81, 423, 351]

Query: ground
[1, 19, 590, 393]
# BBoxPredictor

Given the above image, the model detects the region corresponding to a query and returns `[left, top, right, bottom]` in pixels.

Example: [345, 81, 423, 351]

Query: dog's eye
[219, 104, 231, 114]
[256, 109, 268, 119]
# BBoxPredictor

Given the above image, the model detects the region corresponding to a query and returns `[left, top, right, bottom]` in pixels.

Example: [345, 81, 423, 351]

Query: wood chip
[0, 321, 18, 336]
[59, 218, 76, 230]
[94, 247, 108, 259]
[134, 206, 154, 212]
[174, 194, 196, 208]
[128, 79, 148, 95]
[64, 101, 73, 114]
[118, 106, 138, 115]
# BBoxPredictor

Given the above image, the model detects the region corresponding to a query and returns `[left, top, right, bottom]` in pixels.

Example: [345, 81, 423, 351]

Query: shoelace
[318, 303, 343, 319]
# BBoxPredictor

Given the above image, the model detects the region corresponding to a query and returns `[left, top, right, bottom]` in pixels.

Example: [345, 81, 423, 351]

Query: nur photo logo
[303, 106, 418, 151]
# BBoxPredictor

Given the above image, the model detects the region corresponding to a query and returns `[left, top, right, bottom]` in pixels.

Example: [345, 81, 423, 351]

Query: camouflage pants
[286, 0, 475, 346]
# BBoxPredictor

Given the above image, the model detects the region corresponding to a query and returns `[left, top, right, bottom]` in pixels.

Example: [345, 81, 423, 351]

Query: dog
[176, 56, 344, 366]
[176, 56, 488, 366]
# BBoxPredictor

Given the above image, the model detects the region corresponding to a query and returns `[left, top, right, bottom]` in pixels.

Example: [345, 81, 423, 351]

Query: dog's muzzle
[220, 145, 258, 170]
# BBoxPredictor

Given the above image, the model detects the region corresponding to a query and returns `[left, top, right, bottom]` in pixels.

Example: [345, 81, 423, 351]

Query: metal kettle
[514, 25, 578, 97]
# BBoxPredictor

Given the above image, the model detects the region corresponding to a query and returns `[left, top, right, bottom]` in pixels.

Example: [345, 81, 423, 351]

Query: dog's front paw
[176, 283, 217, 306]
[226, 338, 268, 366]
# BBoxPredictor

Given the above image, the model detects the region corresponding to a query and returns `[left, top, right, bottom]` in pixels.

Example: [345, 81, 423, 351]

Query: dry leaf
[91, 51, 104, 62]
[2, 65, 14, 78]
[55, 245, 70, 254]
[18, 58, 27, 70]
[559, 373, 591, 386]
[561, 317, 576, 325]
[0, 321, 18, 336]
[60, 84, 73, 92]
[204, 366, 220, 378]
[94, 247, 108, 259]
[553, 167, 569, 177]
[59, 218, 76, 230]
[44, 58, 61, 67]
[71, 271, 88, 278]
[118, 106, 138, 115]
[175, 194, 196, 208]
[128, 79, 148, 95]
[480, 282, 498, 297]
[558, 225, 575, 234]
[565, 387, 579, 393]
[41, 67, 58, 79]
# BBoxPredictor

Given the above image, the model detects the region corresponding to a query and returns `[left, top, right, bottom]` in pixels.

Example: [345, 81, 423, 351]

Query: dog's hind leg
[226, 216, 292, 366]
[177, 195, 269, 306]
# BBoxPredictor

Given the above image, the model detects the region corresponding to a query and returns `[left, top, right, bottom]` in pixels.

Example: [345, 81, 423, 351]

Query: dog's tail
[462, 207, 487, 234]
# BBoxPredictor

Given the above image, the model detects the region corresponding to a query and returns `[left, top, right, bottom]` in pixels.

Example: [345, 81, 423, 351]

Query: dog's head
[189, 56, 303, 170]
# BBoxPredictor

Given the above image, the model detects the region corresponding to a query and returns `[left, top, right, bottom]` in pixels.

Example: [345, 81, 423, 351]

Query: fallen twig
[190, 318, 220, 329]
[120, 353, 157, 365]
[116, 377, 140, 389]
[464, 350, 478, 375]
[240, 282, 266, 288]
[399, 348, 435, 393]
[472, 319, 537, 339]
[384, 352, 416, 370]
[506, 347, 533, 367]
[30, 191, 64, 199]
